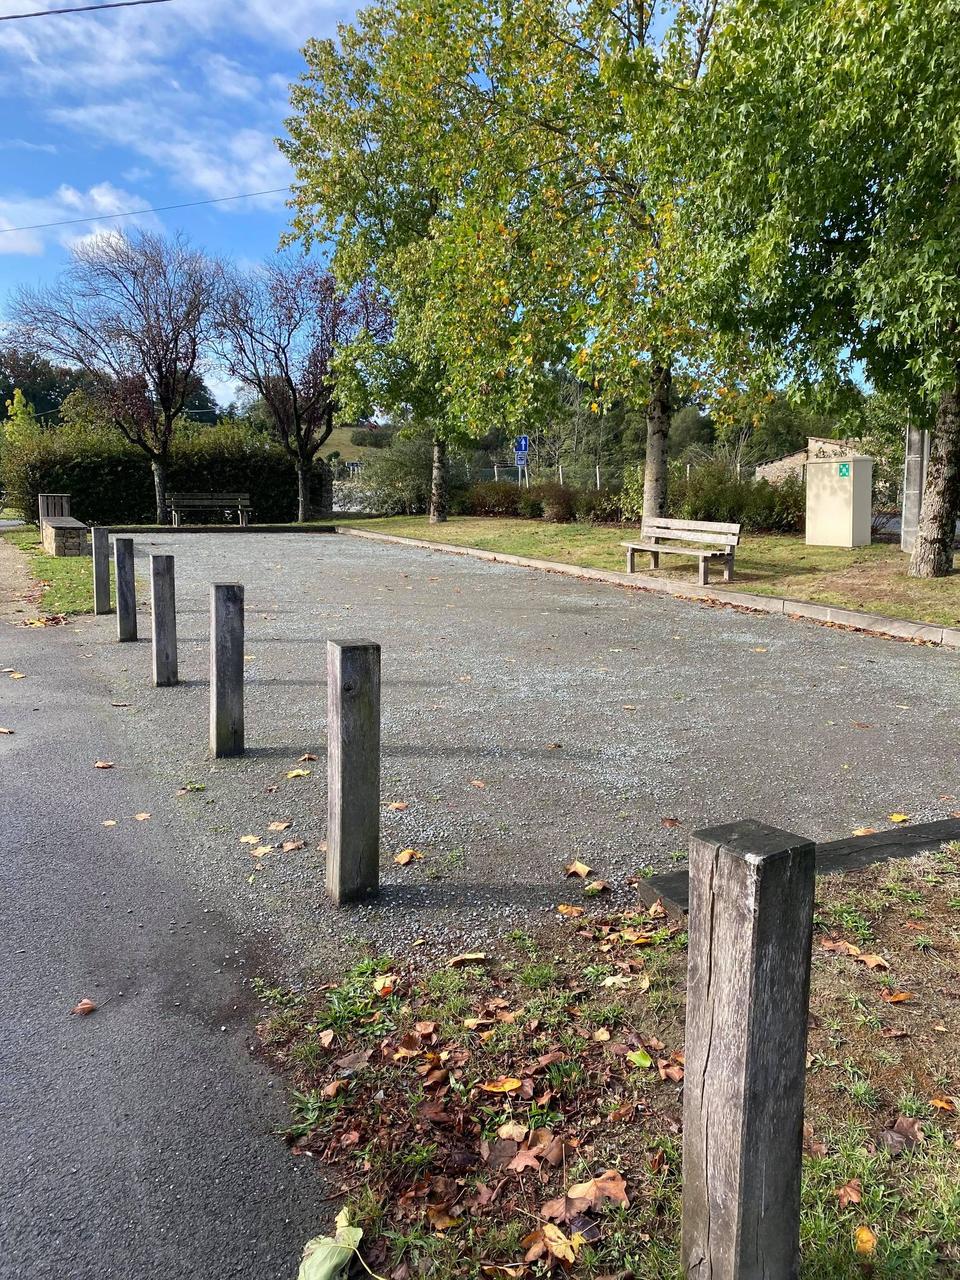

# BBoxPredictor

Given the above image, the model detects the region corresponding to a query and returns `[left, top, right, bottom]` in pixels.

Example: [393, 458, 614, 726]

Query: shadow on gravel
[368, 881, 554, 911]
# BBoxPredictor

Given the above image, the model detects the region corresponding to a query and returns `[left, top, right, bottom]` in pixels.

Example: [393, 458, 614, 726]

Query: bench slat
[642, 516, 742, 535]
[630, 527, 740, 548]
[623, 541, 728, 559]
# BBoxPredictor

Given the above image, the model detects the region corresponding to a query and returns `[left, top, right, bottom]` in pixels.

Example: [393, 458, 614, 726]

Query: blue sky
[0, 0, 360, 399]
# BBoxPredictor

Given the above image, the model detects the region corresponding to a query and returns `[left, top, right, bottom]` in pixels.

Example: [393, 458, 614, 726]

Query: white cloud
[0, 181, 157, 257]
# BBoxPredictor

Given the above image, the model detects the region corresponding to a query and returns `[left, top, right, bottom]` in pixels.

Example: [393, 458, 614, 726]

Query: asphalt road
[1, 529, 958, 1280]
[0, 620, 326, 1280]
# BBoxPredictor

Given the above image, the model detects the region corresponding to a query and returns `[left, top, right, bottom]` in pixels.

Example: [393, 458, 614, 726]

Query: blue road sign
[514, 435, 529, 452]
[515, 450, 528, 467]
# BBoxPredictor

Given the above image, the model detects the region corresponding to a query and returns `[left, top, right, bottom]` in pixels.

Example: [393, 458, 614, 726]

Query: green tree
[282, 1, 725, 521]
[677, 0, 960, 575]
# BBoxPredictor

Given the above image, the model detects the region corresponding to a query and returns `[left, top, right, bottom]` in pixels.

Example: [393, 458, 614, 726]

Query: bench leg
[723, 552, 734, 583]
[699, 557, 709, 587]
[649, 550, 659, 571]
[240, 511, 248, 527]
[627, 548, 636, 574]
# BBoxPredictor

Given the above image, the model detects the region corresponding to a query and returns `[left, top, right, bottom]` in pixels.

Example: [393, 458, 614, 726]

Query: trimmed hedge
[2, 426, 330, 524]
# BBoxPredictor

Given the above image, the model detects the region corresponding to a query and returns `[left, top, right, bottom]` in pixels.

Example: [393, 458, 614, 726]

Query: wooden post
[210, 584, 244, 757]
[682, 820, 816, 1280]
[92, 527, 111, 615]
[326, 640, 381, 905]
[150, 554, 178, 687]
[114, 536, 137, 642]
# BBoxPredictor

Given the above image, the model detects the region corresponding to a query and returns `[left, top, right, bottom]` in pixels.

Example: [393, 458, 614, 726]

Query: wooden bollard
[92, 527, 111, 615]
[682, 820, 816, 1280]
[326, 640, 381, 904]
[210, 583, 244, 757]
[150, 554, 178, 687]
[114, 536, 137, 642]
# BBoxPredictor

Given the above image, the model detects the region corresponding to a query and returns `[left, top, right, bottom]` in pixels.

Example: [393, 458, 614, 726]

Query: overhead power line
[0, 188, 290, 234]
[1, 1, 173, 19]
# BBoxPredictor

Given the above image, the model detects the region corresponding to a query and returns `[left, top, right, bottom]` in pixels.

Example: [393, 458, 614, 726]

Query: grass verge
[259, 847, 960, 1279]
[337, 517, 960, 628]
[2, 527, 106, 616]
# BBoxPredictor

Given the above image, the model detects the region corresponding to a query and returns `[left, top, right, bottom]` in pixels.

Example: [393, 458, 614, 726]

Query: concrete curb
[337, 526, 960, 651]
[108, 523, 338, 535]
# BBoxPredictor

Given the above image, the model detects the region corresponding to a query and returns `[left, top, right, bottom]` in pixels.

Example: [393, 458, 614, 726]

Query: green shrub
[456, 480, 524, 517]
[534, 481, 577, 523]
[575, 487, 624, 524]
[346, 436, 436, 515]
[2, 423, 326, 524]
[668, 462, 804, 532]
[517, 486, 544, 518]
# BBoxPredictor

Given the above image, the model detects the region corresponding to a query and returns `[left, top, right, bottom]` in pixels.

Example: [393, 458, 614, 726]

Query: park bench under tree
[168, 493, 252, 526]
[622, 516, 742, 586]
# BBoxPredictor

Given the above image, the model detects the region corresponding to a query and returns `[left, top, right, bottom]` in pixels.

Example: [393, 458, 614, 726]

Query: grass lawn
[260, 848, 960, 1279]
[338, 516, 960, 628]
[2, 527, 109, 616]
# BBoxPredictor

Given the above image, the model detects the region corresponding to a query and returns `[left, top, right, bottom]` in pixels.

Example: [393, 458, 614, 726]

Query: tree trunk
[151, 457, 169, 525]
[430, 434, 448, 524]
[909, 378, 960, 578]
[297, 461, 312, 523]
[642, 358, 672, 519]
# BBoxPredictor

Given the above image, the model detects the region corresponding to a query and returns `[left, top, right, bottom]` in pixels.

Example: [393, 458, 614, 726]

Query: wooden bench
[622, 517, 741, 586]
[168, 493, 251, 526]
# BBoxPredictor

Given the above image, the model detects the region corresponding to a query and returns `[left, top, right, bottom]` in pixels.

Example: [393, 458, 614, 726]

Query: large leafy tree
[214, 257, 390, 521]
[12, 230, 219, 524]
[677, 0, 960, 576]
[282, 0, 723, 519]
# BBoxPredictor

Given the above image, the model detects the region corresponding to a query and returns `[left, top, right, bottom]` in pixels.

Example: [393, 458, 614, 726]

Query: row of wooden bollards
[92, 530, 381, 906]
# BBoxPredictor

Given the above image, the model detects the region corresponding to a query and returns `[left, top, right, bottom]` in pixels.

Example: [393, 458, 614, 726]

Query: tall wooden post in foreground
[92, 527, 111, 615]
[150, 554, 178, 687]
[114, 537, 136, 641]
[210, 583, 244, 757]
[326, 640, 380, 905]
[682, 820, 816, 1280]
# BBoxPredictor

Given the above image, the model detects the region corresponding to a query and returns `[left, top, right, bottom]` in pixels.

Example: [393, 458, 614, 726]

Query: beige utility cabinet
[805, 455, 873, 547]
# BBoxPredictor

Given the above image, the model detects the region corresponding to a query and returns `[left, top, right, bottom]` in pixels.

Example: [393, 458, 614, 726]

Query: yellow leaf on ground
[931, 1097, 957, 1113]
[889, 813, 910, 823]
[373, 975, 397, 997]
[8, 672, 25, 680]
[134, 812, 151, 821]
[394, 848, 424, 865]
[854, 1226, 877, 1255]
[479, 1077, 522, 1094]
[286, 768, 311, 779]
[564, 860, 591, 878]
[239, 834, 260, 845]
[387, 801, 408, 811]
[557, 903, 585, 918]
[267, 821, 292, 832]
[448, 952, 488, 967]
[102, 820, 117, 828]
[879, 990, 913, 1003]
[852, 827, 878, 837]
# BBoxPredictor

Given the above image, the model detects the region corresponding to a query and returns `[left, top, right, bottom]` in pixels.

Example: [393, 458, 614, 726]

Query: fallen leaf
[854, 1226, 877, 1256]
[566, 1170, 629, 1211]
[296, 1207, 362, 1279]
[522, 1223, 578, 1265]
[268, 821, 293, 832]
[557, 903, 585, 918]
[94, 760, 115, 770]
[592, 1027, 611, 1042]
[852, 827, 878, 837]
[8, 672, 25, 680]
[564, 860, 591, 878]
[930, 1097, 957, 1113]
[584, 880, 611, 896]
[835, 1178, 862, 1209]
[252, 845, 274, 856]
[177, 782, 206, 795]
[448, 952, 488, 967]
[0, 727, 13, 735]
[660, 816, 682, 828]
[102, 820, 117, 827]
[470, 779, 487, 789]
[71, 998, 96, 1016]
[282, 840, 306, 853]
[373, 975, 397, 997]
[298, 753, 318, 762]
[821, 939, 862, 956]
[134, 812, 151, 821]
[388, 801, 409, 811]
[879, 990, 913, 1004]
[333, 1047, 373, 1074]
[394, 848, 424, 865]
[856, 954, 890, 971]
[286, 768, 311, 779]
[479, 1077, 523, 1094]
[888, 813, 910, 823]
[544, 742, 562, 750]
[878, 1114, 924, 1155]
[626, 1049, 653, 1069]
[240, 834, 261, 845]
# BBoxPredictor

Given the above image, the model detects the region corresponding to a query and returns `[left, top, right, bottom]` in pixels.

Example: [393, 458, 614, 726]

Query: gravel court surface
[46, 529, 960, 974]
